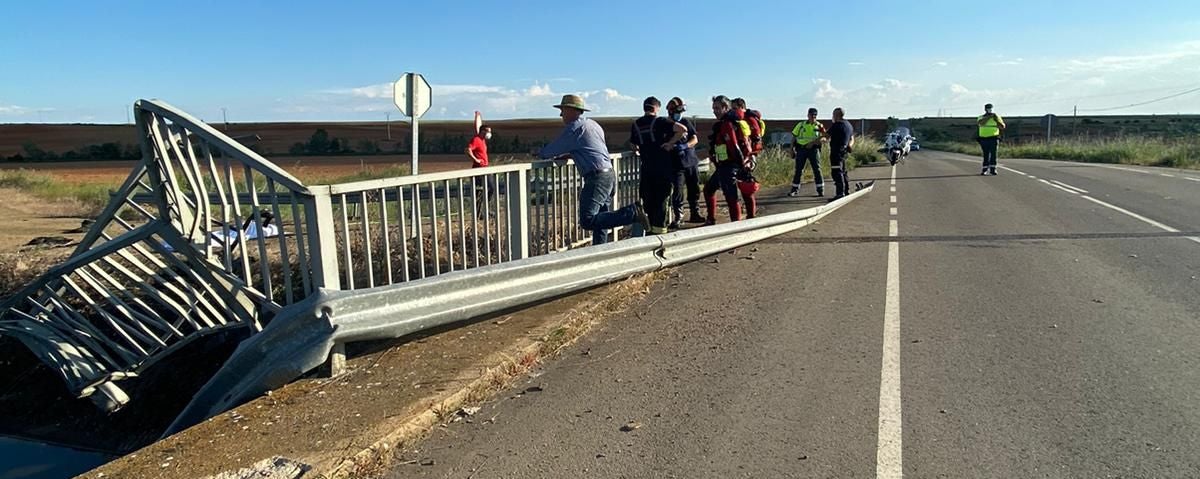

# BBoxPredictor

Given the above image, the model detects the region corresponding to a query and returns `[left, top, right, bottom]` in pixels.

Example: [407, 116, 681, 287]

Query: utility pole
[125, 106, 131, 125]
[221, 107, 229, 130]
[1073, 105, 1077, 136]
[386, 112, 391, 140]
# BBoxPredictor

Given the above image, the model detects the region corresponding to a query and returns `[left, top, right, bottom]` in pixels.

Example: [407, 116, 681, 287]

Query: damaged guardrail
[164, 183, 873, 435]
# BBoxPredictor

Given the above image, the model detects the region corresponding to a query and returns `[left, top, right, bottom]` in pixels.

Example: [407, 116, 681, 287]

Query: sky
[2, 0, 1199, 124]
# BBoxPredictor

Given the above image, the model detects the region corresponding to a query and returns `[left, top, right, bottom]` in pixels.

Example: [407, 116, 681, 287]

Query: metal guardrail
[0, 99, 637, 413]
[1, 98, 872, 433]
[165, 183, 874, 434]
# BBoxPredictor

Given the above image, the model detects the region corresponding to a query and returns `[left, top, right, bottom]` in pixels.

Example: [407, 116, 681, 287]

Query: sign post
[394, 73, 432, 174]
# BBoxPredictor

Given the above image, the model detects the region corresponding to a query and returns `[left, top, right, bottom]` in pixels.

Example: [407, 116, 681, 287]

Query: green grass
[0, 169, 114, 215]
[751, 136, 884, 187]
[925, 137, 1200, 170]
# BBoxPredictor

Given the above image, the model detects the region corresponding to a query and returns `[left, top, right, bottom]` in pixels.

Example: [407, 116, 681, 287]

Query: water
[0, 436, 111, 479]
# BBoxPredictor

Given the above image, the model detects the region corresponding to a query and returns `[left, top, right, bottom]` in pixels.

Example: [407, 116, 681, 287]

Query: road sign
[393, 73, 431, 118]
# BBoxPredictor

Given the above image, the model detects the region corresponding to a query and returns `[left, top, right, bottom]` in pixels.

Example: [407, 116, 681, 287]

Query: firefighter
[732, 98, 763, 218]
[629, 96, 688, 234]
[790, 107, 827, 197]
[704, 95, 752, 225]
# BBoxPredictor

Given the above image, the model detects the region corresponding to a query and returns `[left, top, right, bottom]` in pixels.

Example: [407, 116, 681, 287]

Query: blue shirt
[537, 117, 613, 175]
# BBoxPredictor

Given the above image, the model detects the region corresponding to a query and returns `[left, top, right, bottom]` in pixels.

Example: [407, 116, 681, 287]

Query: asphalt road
[387, 150, 1200, 478]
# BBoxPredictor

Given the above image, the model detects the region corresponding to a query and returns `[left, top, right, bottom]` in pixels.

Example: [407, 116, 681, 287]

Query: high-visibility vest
[792, 121, 822, 145]
[714, 120, 750, 162]
[978, 115, 1003, 138]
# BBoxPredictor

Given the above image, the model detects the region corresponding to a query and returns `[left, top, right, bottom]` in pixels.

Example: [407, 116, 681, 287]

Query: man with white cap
[535, 94, 649, 245]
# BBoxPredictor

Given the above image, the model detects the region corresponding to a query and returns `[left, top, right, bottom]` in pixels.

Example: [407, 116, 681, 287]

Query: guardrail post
[304, 189, 347, 377]
[507, 169, 530, 260]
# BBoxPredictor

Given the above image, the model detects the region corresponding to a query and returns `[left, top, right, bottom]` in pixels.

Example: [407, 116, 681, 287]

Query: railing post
[303, 189, 346, 377]
[610, 155, 622, 240]
[304, 189, 342, 290]
[507, 169, 530, 260]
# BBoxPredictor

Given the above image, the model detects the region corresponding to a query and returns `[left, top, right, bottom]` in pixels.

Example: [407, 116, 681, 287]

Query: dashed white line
[1187, 177, 1200, 183]
[1160, 173, 1177, 178]
[1049, 179, 1089, 194]
[890, 195, 897, 203]
[890, 186, 897, 193]
[890, 207, 898, 216]
[877, 218, 902, 478]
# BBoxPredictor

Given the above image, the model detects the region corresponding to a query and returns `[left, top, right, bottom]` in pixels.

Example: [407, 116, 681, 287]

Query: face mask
[671, 113, 682, 121]
[484, 133, 492, 140]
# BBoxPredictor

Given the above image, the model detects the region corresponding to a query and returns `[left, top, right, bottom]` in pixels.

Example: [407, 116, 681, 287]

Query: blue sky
[2, 0, 1199, 123]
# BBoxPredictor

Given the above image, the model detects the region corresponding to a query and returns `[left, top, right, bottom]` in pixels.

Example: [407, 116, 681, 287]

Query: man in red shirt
[466, 125, 491, 168]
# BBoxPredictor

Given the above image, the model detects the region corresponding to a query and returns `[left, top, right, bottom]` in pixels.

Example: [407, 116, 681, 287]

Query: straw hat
[553, 94, 590, 112]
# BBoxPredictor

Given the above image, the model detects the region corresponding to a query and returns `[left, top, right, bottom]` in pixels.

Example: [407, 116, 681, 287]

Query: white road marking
[891, 165, 897, 186]
[890, 186, 897, 193]
[1028, 175, 1038, 179]
[1187, 177, 1200, 183]
[999, 166, 1028, 176]
[1049, 179, 1089, 194]
[890, 195, 897, 203]
[1039, 179, 1079, 195]
[877, 218, 902, 478]
[1160, 173, 1177, 178]
[890, 207, 898, 216]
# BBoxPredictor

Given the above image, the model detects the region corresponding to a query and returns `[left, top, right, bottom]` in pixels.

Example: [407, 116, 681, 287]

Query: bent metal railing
[0, 99, 637, 412]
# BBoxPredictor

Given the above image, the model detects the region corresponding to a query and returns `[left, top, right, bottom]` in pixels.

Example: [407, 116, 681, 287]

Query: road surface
[387, 150, 1200, 478]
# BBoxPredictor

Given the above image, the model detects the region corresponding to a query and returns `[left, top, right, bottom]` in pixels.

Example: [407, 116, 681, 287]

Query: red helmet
[738, 178, 760, 195]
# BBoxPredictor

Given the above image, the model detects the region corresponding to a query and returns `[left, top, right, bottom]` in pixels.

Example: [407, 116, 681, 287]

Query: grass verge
[750, 136, 884, 187]
[0, 169, 114, 216]
[924, 137, 1200, 169]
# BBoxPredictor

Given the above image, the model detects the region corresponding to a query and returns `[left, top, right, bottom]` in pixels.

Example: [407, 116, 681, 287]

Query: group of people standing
[465, 93, 858, 246]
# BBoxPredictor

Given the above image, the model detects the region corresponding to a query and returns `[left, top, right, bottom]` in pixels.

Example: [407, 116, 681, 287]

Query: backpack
[744, 109, 766, 153]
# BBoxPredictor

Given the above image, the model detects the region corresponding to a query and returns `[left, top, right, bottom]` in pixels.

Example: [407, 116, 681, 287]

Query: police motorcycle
[881, 129, 913, 165]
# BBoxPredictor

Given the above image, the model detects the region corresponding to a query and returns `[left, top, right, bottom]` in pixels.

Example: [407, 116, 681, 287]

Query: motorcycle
[882, 131, 913, 166]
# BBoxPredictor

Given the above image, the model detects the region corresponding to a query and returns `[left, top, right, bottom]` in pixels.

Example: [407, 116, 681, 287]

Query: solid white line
[890, 207, 898, 216]
[890, 195, 897, 203]
[1039, 178, 1079, 195]
[998, 166, 1028, 176]
[1079, 195, 1179, 232]
[1049, 179, 1089, 194]
[877, 219, 902, 478]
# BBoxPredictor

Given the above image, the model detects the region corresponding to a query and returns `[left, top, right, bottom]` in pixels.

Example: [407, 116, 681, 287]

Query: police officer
[977, 103, 1006, 175]
[665, 97, 704, 227]
[790, 107, 827, 197]
[828, 107, 855, 200]
[629, 96, 688, 234]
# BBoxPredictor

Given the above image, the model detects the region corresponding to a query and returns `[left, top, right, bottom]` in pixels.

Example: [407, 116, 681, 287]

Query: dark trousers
[979, 137, 999, 168]
[671, 165, 701, 220]
[830, 149, 850, 197]
[640, 173, 673, 234]
[792, 146, 824, 190]
[704, 162, 741, 222]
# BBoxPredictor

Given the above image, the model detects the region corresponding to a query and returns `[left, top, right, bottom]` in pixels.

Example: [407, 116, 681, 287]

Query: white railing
[0, 99, 642, 412]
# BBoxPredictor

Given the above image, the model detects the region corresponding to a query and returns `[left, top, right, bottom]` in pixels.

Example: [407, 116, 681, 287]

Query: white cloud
[812, 78, 844, 100]
[990, 57, 1025, 66]
[848, 61, 865, 66]
[0, 103, 32, 115]
[1059, 41, 1200, 74]
[310, 80, 638, 119]
[933, 61, 949, 67]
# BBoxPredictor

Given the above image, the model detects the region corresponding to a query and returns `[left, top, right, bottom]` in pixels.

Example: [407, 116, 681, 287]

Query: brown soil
[0, 187, 90, 251]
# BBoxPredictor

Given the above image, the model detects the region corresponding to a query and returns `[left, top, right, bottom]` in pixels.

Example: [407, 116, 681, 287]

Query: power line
[1076, 86, 1200, 112]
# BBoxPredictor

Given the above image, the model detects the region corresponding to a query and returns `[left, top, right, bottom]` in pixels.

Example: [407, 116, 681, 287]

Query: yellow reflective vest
[792, 121, 823, 146]
[978, 114, 1003, 138]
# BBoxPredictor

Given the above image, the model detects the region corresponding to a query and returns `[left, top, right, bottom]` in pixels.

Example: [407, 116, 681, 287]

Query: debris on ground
[619, 421, 642, 432]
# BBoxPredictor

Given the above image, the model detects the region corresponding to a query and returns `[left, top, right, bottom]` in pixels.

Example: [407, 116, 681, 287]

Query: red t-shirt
[468, 136, 488, 167]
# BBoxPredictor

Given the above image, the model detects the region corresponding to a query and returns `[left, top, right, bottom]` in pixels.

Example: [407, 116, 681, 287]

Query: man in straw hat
[535, 94, 649, 245]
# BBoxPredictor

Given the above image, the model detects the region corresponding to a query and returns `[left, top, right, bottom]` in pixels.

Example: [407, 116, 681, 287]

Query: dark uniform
[828, 119, 854, 198]
[630, 115, 678, 234]
[670, 117, 702, 226]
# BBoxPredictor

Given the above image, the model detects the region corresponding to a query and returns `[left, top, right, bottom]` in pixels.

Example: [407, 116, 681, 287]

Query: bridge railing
[0, 99, 642, 412]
